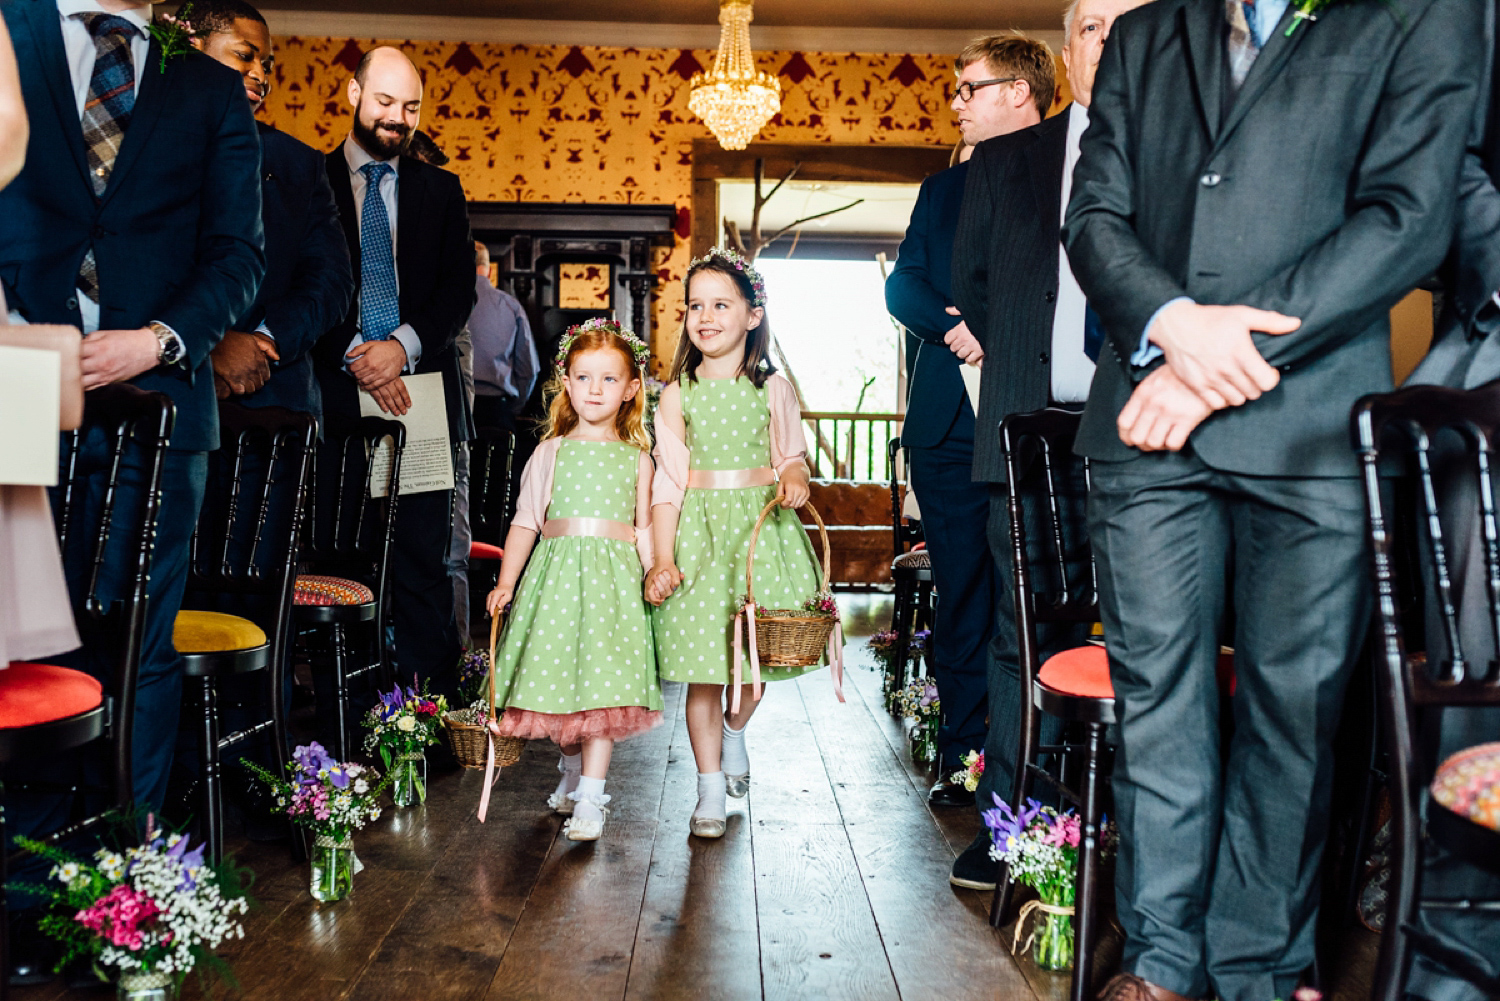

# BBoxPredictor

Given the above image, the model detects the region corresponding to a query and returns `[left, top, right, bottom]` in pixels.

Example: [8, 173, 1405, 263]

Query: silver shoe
[725, 771, 750, 799]
[546, 790, 574, 816]
[690, 814, 727, 839]
[563, 793, 610, 841]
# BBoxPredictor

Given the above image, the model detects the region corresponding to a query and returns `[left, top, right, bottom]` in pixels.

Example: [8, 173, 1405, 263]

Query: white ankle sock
[572, 775, 608, 822]
[721, 720, 749, 776]
[552, 753, 582, 801]
[695, 770, 727, 820]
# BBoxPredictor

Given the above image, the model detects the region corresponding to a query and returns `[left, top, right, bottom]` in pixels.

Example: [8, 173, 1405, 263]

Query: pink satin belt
[687, 466, 776, 489]
[541, 517, 635, 543]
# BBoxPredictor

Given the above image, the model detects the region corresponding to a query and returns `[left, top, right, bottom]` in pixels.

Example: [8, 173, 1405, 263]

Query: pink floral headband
[555, 317, 650, 374]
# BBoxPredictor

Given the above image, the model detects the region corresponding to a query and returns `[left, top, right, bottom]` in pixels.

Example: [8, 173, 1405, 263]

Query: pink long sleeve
[766, 374, 809, 475]
[510, 437, 562, 533]
[650, 382, 689, 511]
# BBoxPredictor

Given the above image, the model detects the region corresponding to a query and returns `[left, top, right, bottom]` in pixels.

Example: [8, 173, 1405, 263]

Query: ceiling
[261, 0, 1068, 33]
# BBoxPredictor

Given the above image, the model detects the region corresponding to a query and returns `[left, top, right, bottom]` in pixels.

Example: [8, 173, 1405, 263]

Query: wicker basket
[442, 614, 523, 770]
[744, 498, 838, 667]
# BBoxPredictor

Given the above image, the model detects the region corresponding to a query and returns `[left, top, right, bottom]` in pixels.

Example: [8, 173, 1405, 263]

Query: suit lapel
[395, 157, 420, 301]
[328, 151, 359, 275]
[1181, 0, 1225, 143]
[1024, 112, 1068, 236]
[1216, 2, 1309, 150]
[99, 36, 167, 208]
[18, 0, 91, 188]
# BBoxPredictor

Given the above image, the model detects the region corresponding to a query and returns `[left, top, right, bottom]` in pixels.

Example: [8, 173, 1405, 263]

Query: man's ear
[188, 37, 205, 52]
[346, 77, 361, 110]
[1011, 79, 1032, 109]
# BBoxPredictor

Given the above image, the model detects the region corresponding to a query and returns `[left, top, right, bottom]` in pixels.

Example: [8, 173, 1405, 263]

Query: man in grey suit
[1063, 1, 1483, 998]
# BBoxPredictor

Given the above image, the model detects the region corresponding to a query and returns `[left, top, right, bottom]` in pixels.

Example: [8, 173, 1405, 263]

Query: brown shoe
[1097, 973, 1193, 1001]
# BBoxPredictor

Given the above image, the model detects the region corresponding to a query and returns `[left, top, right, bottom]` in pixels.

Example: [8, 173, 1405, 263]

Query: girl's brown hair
[670, 256, 776, 388]
[540, 327, 652, 451]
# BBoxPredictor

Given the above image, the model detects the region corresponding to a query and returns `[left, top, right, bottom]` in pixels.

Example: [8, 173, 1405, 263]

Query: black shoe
[949, 830, 1000, 890]
[928, 777, 971, 809]
[7, 911, 58, 987]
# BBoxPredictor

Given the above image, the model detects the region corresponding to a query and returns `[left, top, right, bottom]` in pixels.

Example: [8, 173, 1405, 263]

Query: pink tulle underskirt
[494, 706, 663, 744]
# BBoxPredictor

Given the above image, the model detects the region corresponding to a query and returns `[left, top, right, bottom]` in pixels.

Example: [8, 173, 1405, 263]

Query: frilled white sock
[551, 753, 582, 803]
[695, 770, 727, 821]
[721, 719, 749, 776]
[571, 775, 609, 824]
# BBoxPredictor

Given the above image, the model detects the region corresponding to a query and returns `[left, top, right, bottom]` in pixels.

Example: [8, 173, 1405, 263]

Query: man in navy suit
[884, 34, 1054, 831]
[187, 0, 352, 419]
[0, 0, 262, 826]
[316, 46, 474, 698]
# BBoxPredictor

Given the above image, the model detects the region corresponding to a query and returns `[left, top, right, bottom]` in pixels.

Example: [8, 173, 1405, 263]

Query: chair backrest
[470, 425, 517, 547]
[185, 403, 316, 663]
[304, 416, 406, 592]
[53, 383, 174, 806]
[887, 436, 921, 560]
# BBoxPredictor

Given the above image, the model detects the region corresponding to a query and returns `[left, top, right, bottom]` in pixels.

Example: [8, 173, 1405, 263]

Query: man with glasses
[885, 34, 1055, 848]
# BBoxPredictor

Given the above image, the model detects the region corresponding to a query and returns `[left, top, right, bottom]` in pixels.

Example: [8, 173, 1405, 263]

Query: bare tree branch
[764, 199, 865, 247]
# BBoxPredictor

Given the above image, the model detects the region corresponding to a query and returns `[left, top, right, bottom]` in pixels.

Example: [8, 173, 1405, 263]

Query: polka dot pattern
[492, 441, 663, 716]
[652, 378, 823, 685]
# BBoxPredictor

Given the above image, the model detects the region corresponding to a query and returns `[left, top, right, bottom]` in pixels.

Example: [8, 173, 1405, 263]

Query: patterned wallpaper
[260, 38, 1069, 342]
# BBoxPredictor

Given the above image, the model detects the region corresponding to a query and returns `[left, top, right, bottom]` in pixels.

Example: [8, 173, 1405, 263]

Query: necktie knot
[77, 12, 137, 41]
[361, 161, 393, 184]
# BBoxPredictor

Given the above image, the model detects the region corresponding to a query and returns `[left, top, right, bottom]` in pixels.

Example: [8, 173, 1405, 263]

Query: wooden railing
[801, 411, 903, 481]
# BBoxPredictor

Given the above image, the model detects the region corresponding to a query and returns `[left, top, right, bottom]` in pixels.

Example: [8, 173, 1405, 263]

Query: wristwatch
[149, 321, 185, 367]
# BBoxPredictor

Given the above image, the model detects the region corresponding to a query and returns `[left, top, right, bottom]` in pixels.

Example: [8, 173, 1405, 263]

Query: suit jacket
[953, 109, 1073, 483]
[1064, 0, 1483, 476]
[0, 0, 264, 451]
[317, 147, 475, 440]
[886, 162, 969, 449]
[235, 123, 352, 419]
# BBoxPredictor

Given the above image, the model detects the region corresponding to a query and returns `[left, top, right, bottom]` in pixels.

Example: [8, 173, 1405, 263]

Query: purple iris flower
[327, 766, 350, 790]
[983, 795, 1043, 851]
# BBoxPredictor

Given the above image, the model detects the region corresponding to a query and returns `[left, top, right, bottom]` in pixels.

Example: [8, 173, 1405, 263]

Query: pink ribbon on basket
[828, 617, 846, 704]
[730, 600, 765, 716]
[476, 719, 503, 824]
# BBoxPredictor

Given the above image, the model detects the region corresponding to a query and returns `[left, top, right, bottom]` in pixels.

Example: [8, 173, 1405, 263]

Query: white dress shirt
[1050, 102, 1096, 404]
[341, 135, 420, 372]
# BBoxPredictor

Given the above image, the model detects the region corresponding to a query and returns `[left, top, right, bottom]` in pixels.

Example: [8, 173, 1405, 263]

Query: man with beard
[316, 45, 475, 697]
[188, 0, 352, 418]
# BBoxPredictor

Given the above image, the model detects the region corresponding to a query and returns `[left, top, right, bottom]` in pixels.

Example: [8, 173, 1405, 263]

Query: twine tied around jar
[1010, 898, 1076, 955]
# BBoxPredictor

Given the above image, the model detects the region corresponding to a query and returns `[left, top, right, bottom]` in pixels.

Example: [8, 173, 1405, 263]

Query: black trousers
[391, 485, 462, 699]
[1089, 448, 1370, 1001]
[908, 407, 993, 771]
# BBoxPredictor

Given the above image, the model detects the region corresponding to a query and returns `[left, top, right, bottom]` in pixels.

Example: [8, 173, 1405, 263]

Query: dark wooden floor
[15, 595, 1380, 1001]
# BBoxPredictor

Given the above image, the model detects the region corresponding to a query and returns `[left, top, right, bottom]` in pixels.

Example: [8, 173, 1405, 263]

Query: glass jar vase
[118, 970, 176, 1001]
[310, 835, 356, 903]
[390, 751, 427, 807]
[1029, 888, 1076, 972]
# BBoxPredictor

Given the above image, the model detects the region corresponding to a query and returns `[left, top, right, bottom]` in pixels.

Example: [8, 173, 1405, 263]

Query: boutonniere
[1285, 0, 1401, 37]
[147, 1, 196, 72]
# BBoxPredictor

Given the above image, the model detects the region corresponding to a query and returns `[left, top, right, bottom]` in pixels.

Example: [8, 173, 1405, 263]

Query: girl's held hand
[486, 586, 512, 617]
[777, 472, 810, 510]
[645, 564, 684, 605]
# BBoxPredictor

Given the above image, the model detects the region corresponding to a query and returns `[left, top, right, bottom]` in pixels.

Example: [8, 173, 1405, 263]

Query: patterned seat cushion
[294, 574, 375, 607]
[174, 611, 268, 654]
[0, 662, 103, 728]
[1431, 742, 1500, 833]
[892, 550, 931, 571]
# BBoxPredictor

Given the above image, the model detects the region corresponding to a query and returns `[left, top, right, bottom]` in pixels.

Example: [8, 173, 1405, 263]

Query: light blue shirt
[1132, 0, 1292, 367]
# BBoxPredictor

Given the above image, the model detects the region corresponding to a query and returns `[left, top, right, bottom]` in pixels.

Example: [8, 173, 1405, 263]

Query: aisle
[14, 597, 1049, 1001]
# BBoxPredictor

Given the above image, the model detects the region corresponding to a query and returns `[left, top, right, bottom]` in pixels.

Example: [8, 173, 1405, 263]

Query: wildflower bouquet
[984, 796, 1115, 971]
[950, 750, 984, 792]
[740, 590, 840, 620]
[11, 823, 249, 993]
[869, 628, 930, 711]
[362, 679, 449, 805]
[896, 676, 941, 763]
[455, 648, 490, 708]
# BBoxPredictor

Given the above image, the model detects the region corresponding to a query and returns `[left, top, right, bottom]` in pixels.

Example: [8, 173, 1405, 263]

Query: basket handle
[477, 611, 503, 824]
[487, 610, 502, 722]
[743, 497, 833, 604]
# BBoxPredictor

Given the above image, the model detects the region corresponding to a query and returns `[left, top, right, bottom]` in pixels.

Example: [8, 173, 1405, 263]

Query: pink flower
[75, 885, 162, 951]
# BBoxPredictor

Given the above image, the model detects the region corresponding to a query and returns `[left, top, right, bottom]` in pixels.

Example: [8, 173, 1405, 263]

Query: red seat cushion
[469, 541, 504, 561]
[0, 662, 103, 728]
[1431, 742, 1500, 833]
[1038, 645, 1114, 700]
[294, 574, 375, 607]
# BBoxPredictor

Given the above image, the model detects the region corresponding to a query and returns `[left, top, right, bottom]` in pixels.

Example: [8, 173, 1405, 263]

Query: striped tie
[358, 161, 400, 342]
[1225, 0, 1261, 90]
[76, 12, 137, 304]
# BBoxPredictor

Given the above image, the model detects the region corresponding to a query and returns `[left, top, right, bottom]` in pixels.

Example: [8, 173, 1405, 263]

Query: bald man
[314, 46, 476, 699]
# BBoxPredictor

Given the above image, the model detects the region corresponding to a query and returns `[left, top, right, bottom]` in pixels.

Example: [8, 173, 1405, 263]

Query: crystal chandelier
[688, 0, 782, 151]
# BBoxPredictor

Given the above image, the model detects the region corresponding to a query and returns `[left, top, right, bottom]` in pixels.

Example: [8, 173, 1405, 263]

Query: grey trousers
[1089, 449, 1371, 1001]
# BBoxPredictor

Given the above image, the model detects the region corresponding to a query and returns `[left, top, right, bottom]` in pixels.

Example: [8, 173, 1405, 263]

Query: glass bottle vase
[1030, 887, 1076, 972]
[118, 970, 177, 1001]
[310, 836, 356, 903]
[391, 751, 427, 807]
[911, 724, 938, 764]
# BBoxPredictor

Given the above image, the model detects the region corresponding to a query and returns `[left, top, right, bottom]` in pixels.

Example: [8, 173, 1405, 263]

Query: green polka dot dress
[493, 440, 662, 743]
[654, 377, 823, 685]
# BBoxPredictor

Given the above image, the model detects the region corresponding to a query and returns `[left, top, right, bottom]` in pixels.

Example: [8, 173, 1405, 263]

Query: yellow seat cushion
[173, 611, 267, 654]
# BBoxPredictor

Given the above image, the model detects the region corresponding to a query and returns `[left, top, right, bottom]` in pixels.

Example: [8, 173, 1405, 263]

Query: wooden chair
[886, 436, 933, 693]
[465, 426, 516, 613]
[1352, 382, 1500, 1001]
[1, 384, 172, 999]
[295, 417, 405, 760]
[175, 403, 315, 864]
[989, 408, 1112, 1001]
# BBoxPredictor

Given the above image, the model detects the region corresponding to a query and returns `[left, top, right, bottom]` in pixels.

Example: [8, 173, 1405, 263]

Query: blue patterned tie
[1083, 303, 1105, 363]
[76, 13, 137, 303]
[359, 161, 400, 342]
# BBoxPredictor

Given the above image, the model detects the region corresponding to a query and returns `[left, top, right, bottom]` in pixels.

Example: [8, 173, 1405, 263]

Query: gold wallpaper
[261, 38, 1069, 344]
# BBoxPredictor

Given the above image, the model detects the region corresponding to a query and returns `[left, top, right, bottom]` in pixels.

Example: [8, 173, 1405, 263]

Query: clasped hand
[347, 339, 412, 416]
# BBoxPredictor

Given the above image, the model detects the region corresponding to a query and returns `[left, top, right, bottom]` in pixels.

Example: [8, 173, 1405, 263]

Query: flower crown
[555, 317, 651, 374]
[686, 247, 767, 309]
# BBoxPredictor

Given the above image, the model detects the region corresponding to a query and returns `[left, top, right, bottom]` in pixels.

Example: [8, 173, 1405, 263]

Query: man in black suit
[1063, 1, 1482, 998]
[188, 0, 351, 420]
[885, 34, 1054, 822]
[317, 45, 474, 696]
[949, 0, 1145, 895]
[0, 0, 263, 829]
